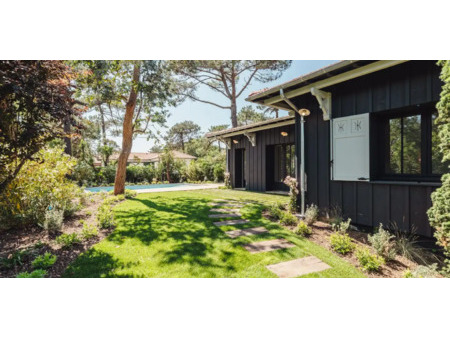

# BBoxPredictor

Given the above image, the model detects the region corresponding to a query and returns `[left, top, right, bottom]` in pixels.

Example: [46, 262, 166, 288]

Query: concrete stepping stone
[209, 203, 244, 208]
[208, 213, 241, 218]
[243, 239, 295, 254]
[266, 256, 331, 278]
[210, 208, 241, 213]
[213, 219, 250, 226]
[225, 227, 268, 239]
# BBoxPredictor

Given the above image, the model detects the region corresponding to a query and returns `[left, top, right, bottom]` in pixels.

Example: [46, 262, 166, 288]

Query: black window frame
[372, 103, 445, 182]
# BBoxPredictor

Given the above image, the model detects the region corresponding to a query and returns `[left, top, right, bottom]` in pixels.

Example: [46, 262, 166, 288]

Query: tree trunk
[98, 105, 108, 166]
[230, 100, 238, 128]
[114, 63, 140, 195]
[230, 64, 238, 128]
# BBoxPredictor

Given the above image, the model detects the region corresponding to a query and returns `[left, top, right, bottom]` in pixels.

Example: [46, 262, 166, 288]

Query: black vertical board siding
[372, 185, 390, 226]
[356, 182, 370, 225]
[390, 185, 410, 232]
[306, 108, 318, 205]
[261, 131, 266, 191]
[317, 117, 330, 209]
[389, 65, 408, 109]
[410, 62, 428, 105]
[410, 186, 432, 237]
[342, 182, 356, 220]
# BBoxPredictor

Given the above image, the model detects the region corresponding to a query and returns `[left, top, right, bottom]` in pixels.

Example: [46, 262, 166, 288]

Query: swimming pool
[85, 183, 193, 193]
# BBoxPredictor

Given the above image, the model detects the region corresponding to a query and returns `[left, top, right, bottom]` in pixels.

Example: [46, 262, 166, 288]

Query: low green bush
[124, 189, 137, 199]
[31, 252, 57, 270]
[97, 205, 115, 228]
[294, 221, 312, 237]
[280, 212, 298, 226]
[267, 204, 283, 220]
[304, 204, 319, 226]
[355, 247, 385, 272]
[55, 233, 81, 249]
[330, 232, 355, 255]
[42, 208, 64, 231]
[403, 264, 440, 278]
[16, 269, 47, 278]
[331, 218, 351, 233]
[81, 223, 99, 239]
[0, 249, 31, 269]
[368, 224, 396, 260]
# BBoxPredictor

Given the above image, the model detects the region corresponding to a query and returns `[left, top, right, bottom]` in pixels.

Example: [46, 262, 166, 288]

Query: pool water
[85, 183, 193, 193]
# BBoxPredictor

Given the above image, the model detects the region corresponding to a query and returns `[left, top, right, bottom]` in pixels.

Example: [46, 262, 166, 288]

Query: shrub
[304, 204, 319, 226]
[42, 208, 64, 231]
[0, 249, 31, 269]
[331, 218, 352, 233]
[280, 212, 298, 226]
[283, 176, 298, 213]
[403, 264, 440, 278]
[55, 233, 81, 249]
[98, 164, 117, 184]
[224, 172, 231, 188]
[124, 189, 137, 199]
[0, 147, 80, 229]
[355, 247, 385, 272]
[81, 223, 99, 239]
[427, 60, 450, 274]
[97, 205, 115, 228]
[16, 269, 47, 278]
[330, 233, 355, 255]
[368, 224, 397, 260]
[294, 221, 312, 237]
[326, 205, 343, 227]
[31, 252, 57, 270]
[267, 204, 283, 220]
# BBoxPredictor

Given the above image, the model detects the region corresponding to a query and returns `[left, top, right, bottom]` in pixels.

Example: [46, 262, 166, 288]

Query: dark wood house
[206, 60, 446, 237]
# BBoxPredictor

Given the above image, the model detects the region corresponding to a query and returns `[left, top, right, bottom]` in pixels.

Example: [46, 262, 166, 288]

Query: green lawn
[64, 189, 364, 278]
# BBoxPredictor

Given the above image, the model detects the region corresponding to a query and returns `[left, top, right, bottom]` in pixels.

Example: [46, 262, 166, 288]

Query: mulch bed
[263, 211, 424, 278]
[0, 194, 113, 278]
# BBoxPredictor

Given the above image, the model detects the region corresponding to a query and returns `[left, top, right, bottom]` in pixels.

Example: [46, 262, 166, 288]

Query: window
[376, 107, 448, 181]
[274, 144, 295, 182]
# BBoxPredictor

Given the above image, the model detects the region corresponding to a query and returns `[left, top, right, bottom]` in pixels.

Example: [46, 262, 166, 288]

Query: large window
[377, 107, 448, 180]
[274, 144, 295, 182]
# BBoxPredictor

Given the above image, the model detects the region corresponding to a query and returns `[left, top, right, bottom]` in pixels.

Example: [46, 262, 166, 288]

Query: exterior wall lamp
[280, 131, 288, 137]
[232, 139, 239, 144]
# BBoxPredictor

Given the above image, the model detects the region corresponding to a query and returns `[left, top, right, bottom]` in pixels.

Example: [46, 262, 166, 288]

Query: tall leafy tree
[73, 61, 181, 194]
[0, 60, 80, 193]
[166, 120, 201, 152]
[428, 60, 450, 274]
[237, 105, 273, 126]
[170, 61, 291, 127]
[208, 124, 229, 150]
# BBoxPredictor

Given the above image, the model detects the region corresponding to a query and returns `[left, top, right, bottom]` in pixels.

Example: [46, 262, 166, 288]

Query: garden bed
[262, 211, 434, 278]
[0, 194, 113, 278]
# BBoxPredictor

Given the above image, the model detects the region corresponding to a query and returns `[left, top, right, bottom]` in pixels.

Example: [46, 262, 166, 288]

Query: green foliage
[81, 223, 99, 239]
[368, 224, 397, 260]
[16, 269, 47, 278]
[98, 164, 117, 184]
[331, 218, 352, 233]
[283, 176, 298, 213]
[31, 252, 57, 270]
[294, 221, 312, 237]
[305, 204, 319, 226]
[166, 120, 201, 151]
[237, 105, 273, 126]
[280, 211, 298, 226]
[0, 249, 31, 269]
[0, 60, 79, 194]
[55, 233, 81, 249]
[428, 60, 450, 273]
[330, 233, 355, 255]
[124, 189, 137, 199]
[267, 204, 283, 220]
[97, 205, 115, 228]
[0, 147, 81, 230]
[355, 247, 385, 272]
[403, 264, 439, 278]
[42, 208, 64, 231]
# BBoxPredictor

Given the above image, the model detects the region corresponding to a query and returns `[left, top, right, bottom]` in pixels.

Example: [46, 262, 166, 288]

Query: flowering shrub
[304, 204, 319, 226]
[0, 147, 82, 229]
[283, 176, 298, 213]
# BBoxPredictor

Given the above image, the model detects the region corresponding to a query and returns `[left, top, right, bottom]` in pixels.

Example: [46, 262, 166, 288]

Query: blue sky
[118, 60, 337, 152]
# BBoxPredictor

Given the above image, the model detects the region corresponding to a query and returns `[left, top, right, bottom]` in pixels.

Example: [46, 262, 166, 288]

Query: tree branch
[186, 94, 230, 109]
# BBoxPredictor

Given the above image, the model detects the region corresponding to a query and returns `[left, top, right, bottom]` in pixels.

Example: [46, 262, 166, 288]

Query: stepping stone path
[208, 198, 330, 277]
[210, 208, 241, 213]
[209, 213, 241, 218]
[225, 227, 268, 239]
[266, 256, 331, 278]
[213, 219, 250, 226]
[243, 239, 295, 254]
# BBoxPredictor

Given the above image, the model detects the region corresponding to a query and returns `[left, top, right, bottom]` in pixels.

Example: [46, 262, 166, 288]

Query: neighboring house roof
[205, 115, 295, 139]
[107, 151, 196, 163]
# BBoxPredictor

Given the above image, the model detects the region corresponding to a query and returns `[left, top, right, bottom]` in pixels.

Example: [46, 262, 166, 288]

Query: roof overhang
[205, 115, 295, 139]
[247, 60, 408, 109]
